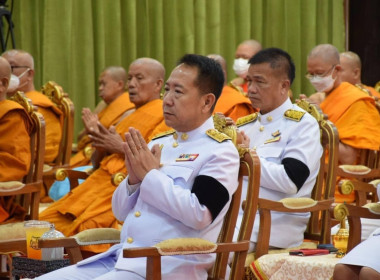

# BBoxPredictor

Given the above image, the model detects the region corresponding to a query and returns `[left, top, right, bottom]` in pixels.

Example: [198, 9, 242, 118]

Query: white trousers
[35, 251, 144, 280]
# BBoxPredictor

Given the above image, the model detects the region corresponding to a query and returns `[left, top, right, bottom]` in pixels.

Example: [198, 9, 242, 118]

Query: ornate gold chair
[332, 203, 380, 253]
[0, 92, 46, 277]
[247, 100, 339, 279]
[337, 149, 380, 206]
[41, 81, 75, 196]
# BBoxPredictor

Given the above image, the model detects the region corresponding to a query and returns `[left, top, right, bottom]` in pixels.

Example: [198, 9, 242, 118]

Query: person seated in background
[2, 49, 63, 165]
[305, 50, 380, 105]
[0, 57, 32, 223]
[49, 66, 136, 201]
[207, 54, 255, 121]
[236, 48, 322, 251]
[2, 49, 63, 202]
[70, 66, 135, 168]
[339, 51, 380, 98]
[230, 39, 262, 94]
[306, 44, 380, 203]
[36, 54, 240, 280]
[332, 187, 380, 280]
[39, 58, 170, 254]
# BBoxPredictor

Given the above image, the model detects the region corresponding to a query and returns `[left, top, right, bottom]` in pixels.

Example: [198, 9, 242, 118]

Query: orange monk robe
[25, 91, 63, 163]
[70, 92, 135, 168]
[0, 100, 32, 222]
[320, 82, 380, 203]
[40, 99, 170, 252]
[214, 85, 255, 121]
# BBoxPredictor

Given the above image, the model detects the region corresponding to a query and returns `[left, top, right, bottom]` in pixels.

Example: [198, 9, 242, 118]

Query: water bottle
[41, 223, 65, 260]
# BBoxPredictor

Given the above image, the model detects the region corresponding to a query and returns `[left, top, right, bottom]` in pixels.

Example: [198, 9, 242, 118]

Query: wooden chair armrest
[38, 237, 82, 264]
[337, 165, 380, 179]
[122, 241, 249, 280]
[0, 238, 27, 255]
[255, 198, 334, 258]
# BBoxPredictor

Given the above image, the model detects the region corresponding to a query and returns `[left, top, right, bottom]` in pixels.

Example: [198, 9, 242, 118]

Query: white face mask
[7, 74, 20, 92]
[308, 67, 336, 93]
[233, 58, 249, 78]
[7, 68, 30, 92]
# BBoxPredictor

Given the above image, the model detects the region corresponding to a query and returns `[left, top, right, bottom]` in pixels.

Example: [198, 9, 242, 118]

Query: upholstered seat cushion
[154, 238, 217, 256]
[0, 181, 25, 192]
[0, 222, 26, 241]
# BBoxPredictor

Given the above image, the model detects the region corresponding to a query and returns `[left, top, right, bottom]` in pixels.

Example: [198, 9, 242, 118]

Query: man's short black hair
[177, 54, 224, 108]
[248, 48, 295, 84]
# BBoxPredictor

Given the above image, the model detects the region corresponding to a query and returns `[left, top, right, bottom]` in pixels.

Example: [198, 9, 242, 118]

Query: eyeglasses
[305, 65, 336, 80]
[11, 65, 30, 73]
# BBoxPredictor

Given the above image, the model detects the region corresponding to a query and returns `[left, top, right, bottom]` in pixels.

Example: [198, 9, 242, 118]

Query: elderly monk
[0, 57, 32, 222]
[2, 50, 63, 164]
[340, 51, 380, 98]
[230, 39, 262, 94]
[208, 54, 255, 121]
[70, 66, 135, 168]
[306, 44, 380, 203]
[39, 58, 170, 253]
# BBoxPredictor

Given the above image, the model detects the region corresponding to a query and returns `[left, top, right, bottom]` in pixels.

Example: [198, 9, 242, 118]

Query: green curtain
[9, 0, 345, 139]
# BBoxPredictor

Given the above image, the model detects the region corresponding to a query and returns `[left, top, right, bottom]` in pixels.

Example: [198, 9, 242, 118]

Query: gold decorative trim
[236, 113, 258, 127]
[206, 129, 231, 143]
[284, 109, 305, 122]
[151, 129, 176, 140]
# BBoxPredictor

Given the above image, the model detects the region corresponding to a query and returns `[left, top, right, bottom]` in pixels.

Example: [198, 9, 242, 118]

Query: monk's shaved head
[339, 51, 362, 85]
[103, 66, 127, 84]
[127, 57, 165, 108]
[2, 49, 34, 70]
[0, 57, 11, 100]
[308, 44, 340, 65]
[340, 51, 361, 69]
[235, 39, 262, 59]
[131, 58, 165, 81]
[207, 54, 227, 83]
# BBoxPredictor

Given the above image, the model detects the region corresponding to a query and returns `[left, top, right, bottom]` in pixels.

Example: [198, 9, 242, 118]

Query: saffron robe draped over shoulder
[39, 99, 170, 252]
[70, 92, 135, 168]
[320, 82, 380, 203]
[214, 85, 254, 121]
[0, 100, 32, 222]
[26, 90, 63, 163]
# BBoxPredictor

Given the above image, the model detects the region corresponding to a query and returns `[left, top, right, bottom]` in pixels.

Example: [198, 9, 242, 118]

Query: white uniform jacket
[79, 117, 240, 280]
[237, 98, 323, 248]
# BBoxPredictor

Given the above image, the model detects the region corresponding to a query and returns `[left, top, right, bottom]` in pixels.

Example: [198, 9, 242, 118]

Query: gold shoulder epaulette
[284, 109, 305, 122]
[236, 113, 258, 127]
[206, 129, 231, 143]
[355, 84, 372, 96]
[151, 129, 176, 140]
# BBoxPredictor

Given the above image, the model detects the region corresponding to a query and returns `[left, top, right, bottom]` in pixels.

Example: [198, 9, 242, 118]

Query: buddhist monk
[39, 58, 170, 253]
[2, 50, 63, 164]
[70, 66, 135, 168]
[0, 56, 32, 222]
[208, 54, 255, 121]
[230, 39, 262, 94]
[306, 44, 380, 203]
[339, 51, 380, 98]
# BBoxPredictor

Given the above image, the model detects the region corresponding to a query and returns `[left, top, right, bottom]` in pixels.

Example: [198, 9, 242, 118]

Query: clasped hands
[123, 127, 161, 185]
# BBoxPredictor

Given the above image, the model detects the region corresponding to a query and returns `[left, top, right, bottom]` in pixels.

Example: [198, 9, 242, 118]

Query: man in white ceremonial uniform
[36, 54, 240, 279]
[235, 48, 322, 251]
